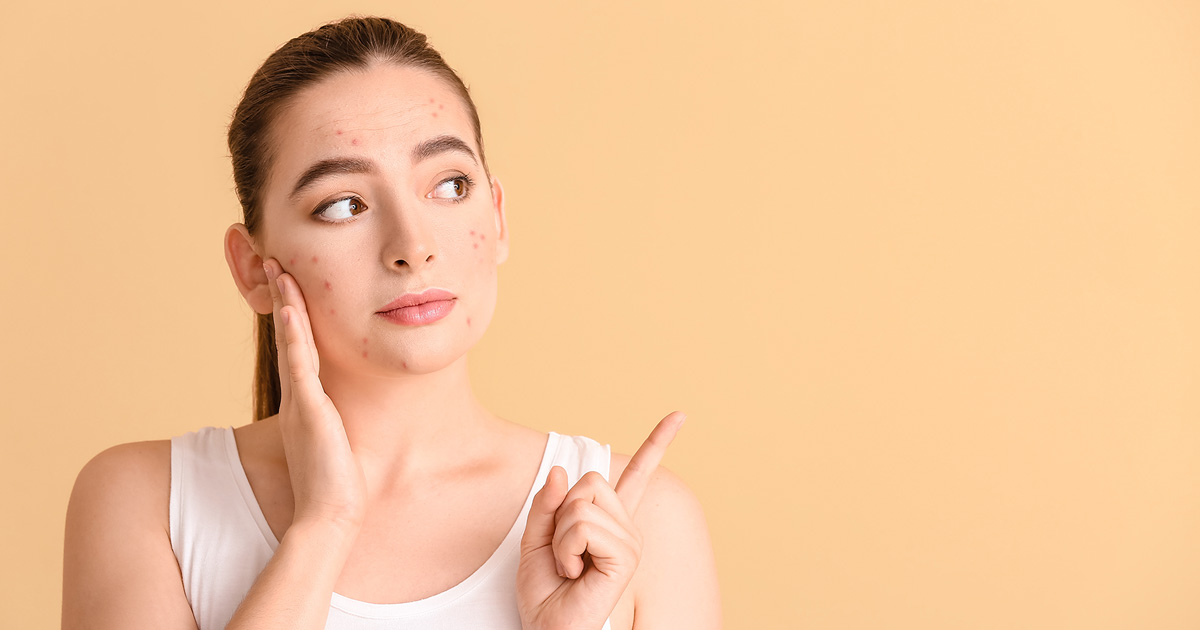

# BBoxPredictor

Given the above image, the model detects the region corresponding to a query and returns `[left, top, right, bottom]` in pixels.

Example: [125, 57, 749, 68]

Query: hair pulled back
[227, 15, 490, 421]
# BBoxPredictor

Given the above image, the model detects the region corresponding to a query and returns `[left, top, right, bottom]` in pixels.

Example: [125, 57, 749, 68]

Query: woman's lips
[376, 299, 456, 326]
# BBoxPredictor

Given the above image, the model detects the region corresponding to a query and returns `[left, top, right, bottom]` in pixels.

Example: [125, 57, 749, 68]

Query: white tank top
[169, 425, 614, 630]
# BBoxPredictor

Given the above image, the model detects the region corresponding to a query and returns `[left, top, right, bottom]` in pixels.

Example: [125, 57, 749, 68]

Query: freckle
[351, 138, 359, 146]
[311, 255, 318, 263]
[324, 280, 332, 290]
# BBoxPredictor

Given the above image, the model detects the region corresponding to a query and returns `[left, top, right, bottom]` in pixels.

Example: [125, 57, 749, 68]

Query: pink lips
[377, 289, 457, 326]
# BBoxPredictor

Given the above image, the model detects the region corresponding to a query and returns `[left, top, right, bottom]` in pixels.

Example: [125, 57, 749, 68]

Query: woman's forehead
[265, 64, 478, 194]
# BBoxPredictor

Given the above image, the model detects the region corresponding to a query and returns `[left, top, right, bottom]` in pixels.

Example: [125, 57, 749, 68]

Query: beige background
[2, 1, 1197, 628]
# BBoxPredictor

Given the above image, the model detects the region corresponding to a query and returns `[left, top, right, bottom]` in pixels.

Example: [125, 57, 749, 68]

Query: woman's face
[251, 63, 507, 374]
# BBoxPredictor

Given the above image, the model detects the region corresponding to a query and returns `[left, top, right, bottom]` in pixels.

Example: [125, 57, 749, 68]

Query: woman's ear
[490, 174, 509, 265]
[224, 223, 272, 315]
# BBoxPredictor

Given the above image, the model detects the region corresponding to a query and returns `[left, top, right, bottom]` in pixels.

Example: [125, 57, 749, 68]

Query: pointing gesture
[516, 411, 687, 630]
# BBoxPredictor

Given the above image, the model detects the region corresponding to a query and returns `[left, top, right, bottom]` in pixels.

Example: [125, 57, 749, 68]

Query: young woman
[62, 16, 721, 630]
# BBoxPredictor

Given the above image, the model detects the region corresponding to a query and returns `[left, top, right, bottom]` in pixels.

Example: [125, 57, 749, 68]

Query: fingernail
[282, 308, 290, 325]
[555, 559, 565, 578]
[262, 262, 270, 277]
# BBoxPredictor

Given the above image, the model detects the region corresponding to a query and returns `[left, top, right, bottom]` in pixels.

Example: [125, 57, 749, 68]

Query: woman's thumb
[521, 466, 568, 551]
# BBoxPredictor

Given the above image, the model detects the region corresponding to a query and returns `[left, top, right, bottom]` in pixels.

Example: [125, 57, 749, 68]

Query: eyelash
[311, 174, 475, 223]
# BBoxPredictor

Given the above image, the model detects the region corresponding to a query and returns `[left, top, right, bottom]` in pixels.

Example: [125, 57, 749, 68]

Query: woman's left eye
[430, 174, 474, 203]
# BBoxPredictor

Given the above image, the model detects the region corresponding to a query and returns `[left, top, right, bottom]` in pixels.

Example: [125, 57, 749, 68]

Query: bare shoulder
[69, 439, 173, 537]
[64, 439, 197, 629]
[609, 452, 723, 628]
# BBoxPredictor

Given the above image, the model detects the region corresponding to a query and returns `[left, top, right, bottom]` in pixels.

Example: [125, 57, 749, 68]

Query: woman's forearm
[225, 520, 360, 629]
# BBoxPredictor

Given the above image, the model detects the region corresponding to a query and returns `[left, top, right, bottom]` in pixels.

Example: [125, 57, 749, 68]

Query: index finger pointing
[613, 411, 686, 514]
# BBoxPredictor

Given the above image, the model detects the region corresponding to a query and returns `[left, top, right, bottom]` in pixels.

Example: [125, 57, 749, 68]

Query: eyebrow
[288, 134, 480, 202]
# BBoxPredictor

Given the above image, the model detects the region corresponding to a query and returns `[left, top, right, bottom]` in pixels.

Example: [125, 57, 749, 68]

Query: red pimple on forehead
[429, 98, 435, 103]
[288, 257, 296, 266]
[362, 350, 368, 358]
[469, 230, 475, 235]
[402, 360, 408, 369]
[351, 138, 359, 146]
[336, 129, 343, 135]
[439, 104, 444, 110]
[432, 112, 438, 118]
[473, 243, 478, 249]
[311, 255, 318, 263]
[330, 308, 336, 315]
[324, 280, 332, 290]
[362, 337, 368, 344]
[466, 316, 472, 326]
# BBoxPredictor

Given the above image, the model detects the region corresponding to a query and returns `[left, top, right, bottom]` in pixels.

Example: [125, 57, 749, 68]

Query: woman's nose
[380, 200, 438, 271]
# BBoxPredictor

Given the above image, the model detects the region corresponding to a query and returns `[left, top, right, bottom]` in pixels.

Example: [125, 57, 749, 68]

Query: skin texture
[62, 61, 721, 629]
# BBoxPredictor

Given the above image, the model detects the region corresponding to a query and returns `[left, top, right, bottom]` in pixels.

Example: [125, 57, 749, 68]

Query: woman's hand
[516, 411, 687, 630]
[264, 258, 368, 533]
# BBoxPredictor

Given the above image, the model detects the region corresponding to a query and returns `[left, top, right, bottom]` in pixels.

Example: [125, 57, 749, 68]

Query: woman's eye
[430, 175, 473, 202]
[314, 196, 368, 221]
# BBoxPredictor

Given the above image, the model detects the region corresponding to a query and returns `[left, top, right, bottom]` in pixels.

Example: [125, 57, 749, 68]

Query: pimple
[473, 243, 478, 249]
[429, 98, 435, 103]
[439, 104, 444, 110]
[469, 230, 475, 235]
[330, 308, 336, 315]
[362, 350, 368, 358]
[362, 337, 368, 344]
[288, 257, 296, 266]
[466, 316, 472, 326]
[311, 255, 319, 263]
[480, 234, 486, 240]
[402, 360, 408, 369]
[336, 129, 343, 135]
[324, 280, 332, 290]
[351, 138, 359, 146]
[432, 112, 438, 118]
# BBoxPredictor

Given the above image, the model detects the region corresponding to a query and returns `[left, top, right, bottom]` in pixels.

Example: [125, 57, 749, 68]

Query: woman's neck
[312, 352, 501, 491]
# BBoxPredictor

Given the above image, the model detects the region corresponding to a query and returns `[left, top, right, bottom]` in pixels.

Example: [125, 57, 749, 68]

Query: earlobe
[223, 223, 272, 315]
[490, 175, 509, 265]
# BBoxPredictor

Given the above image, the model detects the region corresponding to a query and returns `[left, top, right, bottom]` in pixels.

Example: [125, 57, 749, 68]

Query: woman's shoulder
[70, 438, 173, 531]
[609, 449, 722, 625]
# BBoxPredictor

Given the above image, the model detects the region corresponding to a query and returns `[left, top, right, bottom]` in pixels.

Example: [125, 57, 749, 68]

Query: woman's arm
[62, 439, 362, 630]
[62, 441, 198, 630]
[613, 454, 723, 629]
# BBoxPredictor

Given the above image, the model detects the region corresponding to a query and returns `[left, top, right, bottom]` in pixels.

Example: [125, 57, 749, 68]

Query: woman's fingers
[263, 259, 292, 405]
[555, 471, 636, 540]
[613, 411, 686, 516]
[552, 497, 638, 579]
[276, 269, 320, 375]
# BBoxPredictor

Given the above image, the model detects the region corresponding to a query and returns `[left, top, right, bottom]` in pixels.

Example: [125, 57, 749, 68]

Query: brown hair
[227, 15, 491, 421]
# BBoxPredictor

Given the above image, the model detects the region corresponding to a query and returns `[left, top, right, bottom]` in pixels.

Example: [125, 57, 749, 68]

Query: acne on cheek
[469, 230, 487, 249]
